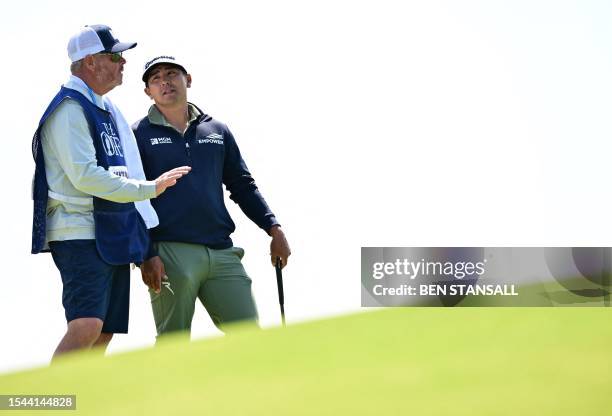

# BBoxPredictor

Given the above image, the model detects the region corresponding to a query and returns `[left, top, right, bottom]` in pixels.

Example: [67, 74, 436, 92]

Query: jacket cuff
[141, 181, 157, 200]
[145, 240, 158, 260]
[266, 219, 281, 236]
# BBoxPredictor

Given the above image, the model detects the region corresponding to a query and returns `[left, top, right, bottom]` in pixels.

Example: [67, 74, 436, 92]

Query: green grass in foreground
[0, 308, 611, 415]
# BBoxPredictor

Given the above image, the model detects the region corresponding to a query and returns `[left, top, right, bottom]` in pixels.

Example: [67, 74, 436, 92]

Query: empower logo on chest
[198, 133, 224, 145]
[150, 137, 173, 145]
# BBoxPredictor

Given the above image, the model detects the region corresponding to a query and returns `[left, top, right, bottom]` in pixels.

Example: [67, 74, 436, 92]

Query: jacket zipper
[184, 124, 195, 168]
[163, 124, 194, 167]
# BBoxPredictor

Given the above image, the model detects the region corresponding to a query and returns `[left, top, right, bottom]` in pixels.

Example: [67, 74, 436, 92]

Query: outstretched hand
[155, 166, 191, 196]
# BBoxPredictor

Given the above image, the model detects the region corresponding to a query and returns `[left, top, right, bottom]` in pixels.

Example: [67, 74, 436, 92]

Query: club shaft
[275, 257, 286, 326]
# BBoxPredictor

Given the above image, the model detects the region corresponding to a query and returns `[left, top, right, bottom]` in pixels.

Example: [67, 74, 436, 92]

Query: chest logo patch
[150, 137, 173, 145]
[198, 133, 224, 145]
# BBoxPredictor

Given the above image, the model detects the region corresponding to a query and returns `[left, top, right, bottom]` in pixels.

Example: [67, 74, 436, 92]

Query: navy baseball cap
[67, 25, 137, 62]
[142, 55, 188, 83]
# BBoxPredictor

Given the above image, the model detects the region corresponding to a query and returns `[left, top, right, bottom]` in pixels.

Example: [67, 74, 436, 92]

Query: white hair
[70, 59, 83, 74]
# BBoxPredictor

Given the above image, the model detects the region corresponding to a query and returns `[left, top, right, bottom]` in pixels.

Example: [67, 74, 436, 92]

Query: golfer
[133, 55, 291, 336]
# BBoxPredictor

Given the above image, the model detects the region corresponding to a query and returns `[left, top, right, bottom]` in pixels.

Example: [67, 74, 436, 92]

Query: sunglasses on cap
[98, 52, 123, 63]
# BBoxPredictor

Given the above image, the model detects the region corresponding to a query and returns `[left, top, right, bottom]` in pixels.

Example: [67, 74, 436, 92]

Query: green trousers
[150, 241, 259, 336]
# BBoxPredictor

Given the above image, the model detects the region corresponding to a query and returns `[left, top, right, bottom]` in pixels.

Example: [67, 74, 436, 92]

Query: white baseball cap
[67, 24, 137, 63]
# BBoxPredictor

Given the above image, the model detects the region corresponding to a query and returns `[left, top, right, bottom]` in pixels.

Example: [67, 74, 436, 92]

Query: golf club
[275, 256, 286, 326]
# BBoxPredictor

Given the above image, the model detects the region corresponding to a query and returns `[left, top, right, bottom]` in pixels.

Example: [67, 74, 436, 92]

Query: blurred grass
[0, 308, 611, 415]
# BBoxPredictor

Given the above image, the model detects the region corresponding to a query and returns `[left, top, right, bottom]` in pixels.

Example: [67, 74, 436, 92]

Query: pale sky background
[1, 0, 611, 374]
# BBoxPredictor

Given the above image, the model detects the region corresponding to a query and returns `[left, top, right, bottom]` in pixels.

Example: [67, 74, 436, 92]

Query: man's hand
[155, 166, 191, 196]
[140, 256, 167, 293]
[270, 225, 291, 269]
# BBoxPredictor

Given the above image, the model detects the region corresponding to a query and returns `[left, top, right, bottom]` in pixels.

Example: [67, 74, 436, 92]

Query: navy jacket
[132, 105, 278, 249]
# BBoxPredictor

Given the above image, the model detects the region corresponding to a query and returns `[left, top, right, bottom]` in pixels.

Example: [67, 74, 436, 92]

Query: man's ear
[144, 86, 153, 100]
[186, 74, 192, 88]
[82, 54, 96, 71]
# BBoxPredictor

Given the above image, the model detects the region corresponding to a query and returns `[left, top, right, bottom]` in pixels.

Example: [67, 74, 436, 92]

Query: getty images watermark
[361, 247, 612, 307]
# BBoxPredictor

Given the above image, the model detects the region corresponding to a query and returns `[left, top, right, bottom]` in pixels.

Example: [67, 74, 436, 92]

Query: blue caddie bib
[31, 87, 149, 265]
